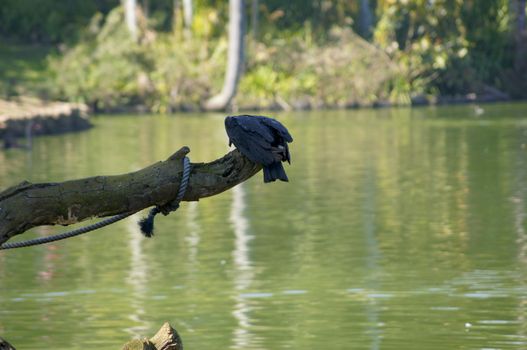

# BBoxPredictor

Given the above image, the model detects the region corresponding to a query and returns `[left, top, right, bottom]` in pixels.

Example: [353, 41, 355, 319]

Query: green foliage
[49, 6, 406, 112]
[51, 9, 149, 110]
[0, 0, 118, 43]
[49, 7, 226, 112]
[240, 28, 408, 108]
[0, 42, 52, 98]
[374, 0, 516, 96]
[2, 0, 527, 108]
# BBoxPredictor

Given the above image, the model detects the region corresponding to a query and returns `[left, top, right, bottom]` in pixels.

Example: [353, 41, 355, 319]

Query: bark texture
[0, 147, 261, 245]
[122, 323, 183, 350]
[0, 337, 16, 350]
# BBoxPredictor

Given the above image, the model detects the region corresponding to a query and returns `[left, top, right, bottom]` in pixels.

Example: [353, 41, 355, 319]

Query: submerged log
[0, 147, 261, 245]
[122, 323, 183, 350]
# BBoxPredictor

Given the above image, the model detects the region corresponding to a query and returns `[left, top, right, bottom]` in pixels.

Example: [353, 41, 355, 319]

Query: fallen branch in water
[122, 323, 183, 350]
[0, 323, 183, 350]
[0, 146, 261, 245]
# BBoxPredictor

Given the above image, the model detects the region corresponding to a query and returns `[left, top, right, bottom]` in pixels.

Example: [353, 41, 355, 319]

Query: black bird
[225, 115, 293, 183]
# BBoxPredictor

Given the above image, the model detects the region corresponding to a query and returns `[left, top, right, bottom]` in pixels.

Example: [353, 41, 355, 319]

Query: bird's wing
[236, 116, 275, 143]
[227, 121, 275, 165]
[259, 117, 293, 142]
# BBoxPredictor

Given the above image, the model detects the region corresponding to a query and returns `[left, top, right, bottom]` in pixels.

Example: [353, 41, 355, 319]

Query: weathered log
[0, 147, 261, 245]
[0, 337, 16, 350]
[122, 323, 183, 350]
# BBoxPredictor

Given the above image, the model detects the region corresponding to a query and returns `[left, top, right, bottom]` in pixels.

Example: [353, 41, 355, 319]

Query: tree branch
[0, 337, 16, 350]
[0, 147, 261, 245]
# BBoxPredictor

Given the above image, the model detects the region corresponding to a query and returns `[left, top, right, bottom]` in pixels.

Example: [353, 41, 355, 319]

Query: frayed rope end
[139, 207, 160, 238]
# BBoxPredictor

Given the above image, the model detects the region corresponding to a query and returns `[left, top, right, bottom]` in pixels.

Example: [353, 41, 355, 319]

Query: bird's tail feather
[264, 162, 289, 183]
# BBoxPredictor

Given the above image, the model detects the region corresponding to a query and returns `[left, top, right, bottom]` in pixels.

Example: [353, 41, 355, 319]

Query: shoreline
[89, 91, 514, 114]
[0, 90, 518, 147]
[0, 97, 92, 146]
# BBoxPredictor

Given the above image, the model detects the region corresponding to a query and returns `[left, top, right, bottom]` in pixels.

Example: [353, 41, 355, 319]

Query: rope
[0, 212, 133, 250]
[139, 156, 191, 237]
[0, 156, 192, 250]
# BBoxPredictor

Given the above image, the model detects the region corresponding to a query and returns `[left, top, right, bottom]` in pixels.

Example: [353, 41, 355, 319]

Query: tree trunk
[0, 147, 261, 245]
[518, 0, 526, 34]
[124, 0, 138, 41]
[182, 0, 193, 36]
[142, 0, 149, 19]
[358, 0, 373, 39]
[251, 0, 259, 41]
[172, 0, 180, 32]
[515, 0, 527, 71]
[202, 0, 246, 111]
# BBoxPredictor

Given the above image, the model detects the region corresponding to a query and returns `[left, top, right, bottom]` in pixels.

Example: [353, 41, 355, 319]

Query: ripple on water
[281, 289, 307, 295]
[239, 292, 274, 299]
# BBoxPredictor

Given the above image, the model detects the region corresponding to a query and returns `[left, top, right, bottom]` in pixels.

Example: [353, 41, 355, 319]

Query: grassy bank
[0, 42, 53, 98]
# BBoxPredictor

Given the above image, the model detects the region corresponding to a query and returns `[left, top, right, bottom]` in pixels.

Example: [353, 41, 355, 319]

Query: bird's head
[224, 116, 235, 128]
[225, 116, 236, 146]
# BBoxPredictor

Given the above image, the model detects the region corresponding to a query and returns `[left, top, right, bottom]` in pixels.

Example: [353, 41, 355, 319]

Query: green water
[2, 104, 527, 349]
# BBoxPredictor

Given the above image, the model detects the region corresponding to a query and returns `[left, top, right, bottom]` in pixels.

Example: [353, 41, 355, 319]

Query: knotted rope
[138, 156, 191, 237]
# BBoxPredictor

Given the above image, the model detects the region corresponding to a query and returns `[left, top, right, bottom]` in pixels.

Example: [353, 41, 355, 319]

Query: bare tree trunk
[172, 0, 180, 31]
[142, 0, 149, 19]
[124, 0, 138, 41]
[203, 0, 246, 111]
[251, 0, 259, 41]
[182, 0, 193, 37]
[518, 0, 526, 33]
[515, 0, 527, 70]
[358, 0, 373, 39]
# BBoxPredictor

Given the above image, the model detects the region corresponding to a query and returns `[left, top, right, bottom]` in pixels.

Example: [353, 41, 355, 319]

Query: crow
[225, 115, 293, 183]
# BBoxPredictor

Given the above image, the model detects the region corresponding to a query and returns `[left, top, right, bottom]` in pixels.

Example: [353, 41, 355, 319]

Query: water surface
[1, 104, 527, 349]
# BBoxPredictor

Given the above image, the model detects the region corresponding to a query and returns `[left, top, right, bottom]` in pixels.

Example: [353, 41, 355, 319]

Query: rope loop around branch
[139, 156, 191, 237]
[0, 156, 192, 250]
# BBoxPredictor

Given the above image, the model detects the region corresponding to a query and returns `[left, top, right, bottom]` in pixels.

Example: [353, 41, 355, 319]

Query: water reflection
[229, 184, 255, 349]
[361, 162, 382, 350]
[124, 214, 149, 336]
[512, 139, 527, 341]
[2, 106, 527, 349]
[185, 201, 201, 272]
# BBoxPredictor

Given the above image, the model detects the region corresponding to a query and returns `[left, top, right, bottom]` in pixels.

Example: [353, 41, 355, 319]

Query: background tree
[182, 0, 193, 36]
[358, 0, 373, 39]
[251, 0, 259, 41]
[203, 0, 246, 111]
[124, 0, 138, 41]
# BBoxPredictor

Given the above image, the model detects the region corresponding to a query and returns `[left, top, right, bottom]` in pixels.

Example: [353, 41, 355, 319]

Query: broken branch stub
[0, 147, 261, 245]
[122, 322, 183, 350]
